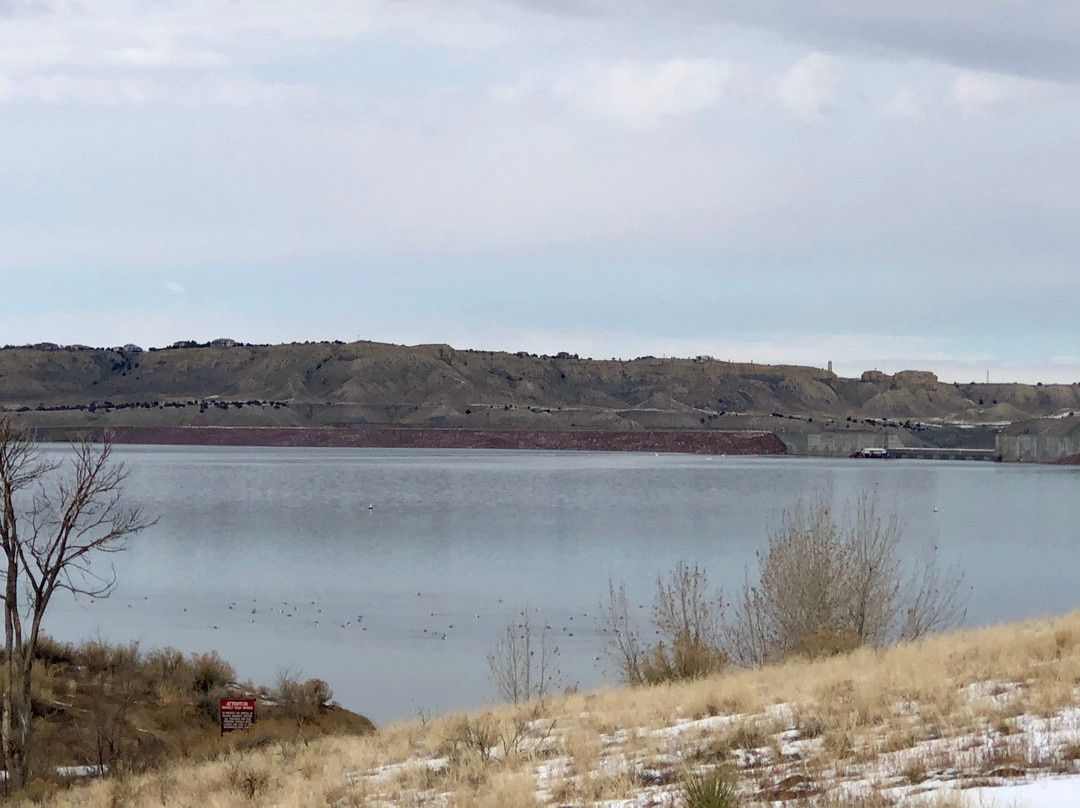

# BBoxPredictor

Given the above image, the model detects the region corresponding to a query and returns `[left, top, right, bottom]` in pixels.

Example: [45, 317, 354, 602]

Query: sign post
[219, 698, 256, 736]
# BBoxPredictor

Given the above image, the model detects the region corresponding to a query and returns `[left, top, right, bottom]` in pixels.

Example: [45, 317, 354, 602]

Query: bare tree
[644, 562, 726, 683]
[601, 564, 726, 685]
[900, 542, 969, 641]
[724, 571, 771, 668]
[0, 419, 154, 791]
[487, 608, 560, 704]
[599, 576, 645, 684]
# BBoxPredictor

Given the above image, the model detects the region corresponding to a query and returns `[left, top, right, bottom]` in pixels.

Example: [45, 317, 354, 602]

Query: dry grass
[19, 609, 1080, 807]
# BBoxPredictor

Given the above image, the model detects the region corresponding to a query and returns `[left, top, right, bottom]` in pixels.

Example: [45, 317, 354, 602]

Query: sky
[1, 1, 1078, 383]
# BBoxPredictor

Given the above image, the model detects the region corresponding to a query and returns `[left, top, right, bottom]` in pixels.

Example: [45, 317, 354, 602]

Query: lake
[45, 446, 1080, 725]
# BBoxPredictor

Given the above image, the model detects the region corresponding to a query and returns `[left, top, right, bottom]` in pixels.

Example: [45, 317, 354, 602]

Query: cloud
[886, 85, 921, 118]
[166, 281, 185, 294]
[587, 58, 738, 122]
[775, 53, 836, 119]
[515, 1, 1080, 83]
[0, 0, 1076, 386]
[101, 47, 226, 70]
[0, 71, 156, 105]
[951, 70, 1052, 113]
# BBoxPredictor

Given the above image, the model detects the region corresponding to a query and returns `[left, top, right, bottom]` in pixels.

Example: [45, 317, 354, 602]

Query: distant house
[210, 338, 238, 348]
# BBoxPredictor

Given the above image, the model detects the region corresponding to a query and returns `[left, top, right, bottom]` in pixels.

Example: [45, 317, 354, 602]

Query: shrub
[32, 636, 76, 666]
[603, 562, 727, 685]
[276, 673, 333, 720]
[302, 678, 334, 710]
[726, 496, 968, 666]
[788, 626, 863, 660]
[190, 651, 235, 694]
[642, 634, 727, 684]
[487, 609, 560, 703]
[442, 715, 503, 764]
[681, 768, 740, 808]
[227, 761, 272, 799]
[146, 647, 187, 683]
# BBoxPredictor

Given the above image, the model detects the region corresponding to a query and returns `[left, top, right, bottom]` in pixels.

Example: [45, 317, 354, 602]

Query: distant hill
[2, 340, 1078, 441]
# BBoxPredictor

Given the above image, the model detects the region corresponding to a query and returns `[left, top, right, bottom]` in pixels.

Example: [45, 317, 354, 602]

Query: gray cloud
[0, 0, 1077, 381]
[507, 0, 1080, 82]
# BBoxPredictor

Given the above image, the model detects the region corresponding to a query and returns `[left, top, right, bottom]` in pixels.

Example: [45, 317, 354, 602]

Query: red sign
[219, 698, 256, 736]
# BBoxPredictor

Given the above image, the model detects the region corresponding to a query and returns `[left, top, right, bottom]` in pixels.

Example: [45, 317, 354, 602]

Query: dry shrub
[900, 754, 929, 784]
[791, 708, 827, 740]
[275, 672, 334, 722]
[474, 771, 540, 808]
[442, 715, 504, 765]
[17, 778, 63, 804]
[226, 759, 273, 799]
[603, 562, 727, 685]
[572, 770, 639, 803]
[727, 496, 968, 666]
[789, 627, 863, 660]
[642, 634, 728, 685]
[33, 637, 77, 667]
[75, 641, 142, 676]
[690, 734, 733, 763]
[189, 652, 235, 695]
[144, 648, 187, 686]
[564, 727, 601, 778]
[727, 721, 768, 750]
[1053, 626, 1077, 658]
[487, 609, 561, 704]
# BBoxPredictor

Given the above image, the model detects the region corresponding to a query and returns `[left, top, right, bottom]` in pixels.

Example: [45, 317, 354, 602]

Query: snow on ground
[935, 776, 1080, 807]
[348, 675, 1080, 807]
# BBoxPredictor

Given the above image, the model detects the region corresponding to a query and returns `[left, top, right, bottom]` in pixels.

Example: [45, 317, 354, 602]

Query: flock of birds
[98, 592, 600, 649]
[88, 503, 607, 664]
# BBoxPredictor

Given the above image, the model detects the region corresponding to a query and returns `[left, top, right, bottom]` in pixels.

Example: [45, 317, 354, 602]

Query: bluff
[1, 341, 1077, 454]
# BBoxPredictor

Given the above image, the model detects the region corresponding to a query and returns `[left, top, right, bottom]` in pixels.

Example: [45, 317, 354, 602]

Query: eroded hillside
[2, 341, 1078, 437]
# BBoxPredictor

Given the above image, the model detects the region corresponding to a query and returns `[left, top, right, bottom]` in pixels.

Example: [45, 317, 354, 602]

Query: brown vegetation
[726, 498, 968, 666]
[14, 611, 1080, 807]
[7, 635, 372, 800]
[603, 500, 967, 682]
[0, 419, 155, 790]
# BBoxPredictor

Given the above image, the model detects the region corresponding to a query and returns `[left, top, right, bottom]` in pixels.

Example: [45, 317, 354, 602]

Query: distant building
[210, 338, 238, 348]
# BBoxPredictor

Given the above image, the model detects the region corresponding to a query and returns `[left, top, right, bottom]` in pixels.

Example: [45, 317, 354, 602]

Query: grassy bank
[19, 610, 1080, 807]
[8, 637, 373, 803]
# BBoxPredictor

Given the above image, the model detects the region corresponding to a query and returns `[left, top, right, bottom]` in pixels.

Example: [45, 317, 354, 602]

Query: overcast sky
[1, 1, 1077, 383]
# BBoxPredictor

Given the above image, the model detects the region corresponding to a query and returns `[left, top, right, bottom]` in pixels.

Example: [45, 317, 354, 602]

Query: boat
[852, 447, 890, 459]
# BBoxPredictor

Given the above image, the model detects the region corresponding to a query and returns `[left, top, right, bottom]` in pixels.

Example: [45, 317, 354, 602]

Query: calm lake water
[45, 447, 1080, 725]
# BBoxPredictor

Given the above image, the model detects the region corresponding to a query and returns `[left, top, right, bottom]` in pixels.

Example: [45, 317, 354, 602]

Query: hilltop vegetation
[9, 636, 372, 802]
[2, 340, 1079, 437]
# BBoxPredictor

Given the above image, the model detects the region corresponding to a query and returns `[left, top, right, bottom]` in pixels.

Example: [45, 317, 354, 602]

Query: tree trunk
[2, 550, 28, 792]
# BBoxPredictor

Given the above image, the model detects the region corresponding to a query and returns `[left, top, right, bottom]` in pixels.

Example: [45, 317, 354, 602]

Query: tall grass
[14, 610, 1080, 808]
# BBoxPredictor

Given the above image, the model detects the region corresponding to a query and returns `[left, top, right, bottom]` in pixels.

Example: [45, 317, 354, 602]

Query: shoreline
[45, 425, 789, 455]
